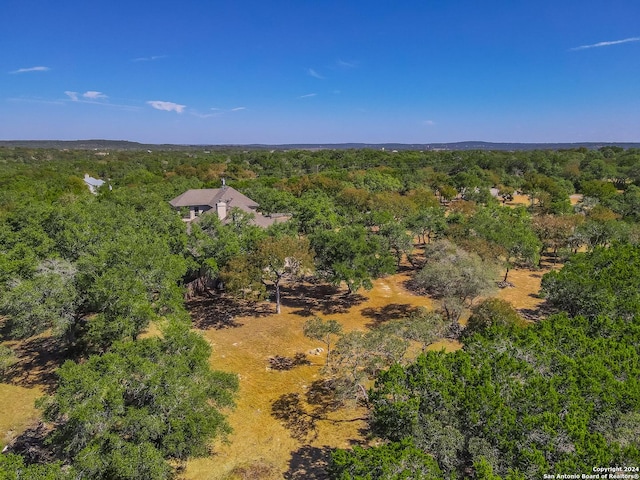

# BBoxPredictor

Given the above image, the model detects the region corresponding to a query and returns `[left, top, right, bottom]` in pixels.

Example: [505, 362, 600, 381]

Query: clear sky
[2, 0, 639, 144]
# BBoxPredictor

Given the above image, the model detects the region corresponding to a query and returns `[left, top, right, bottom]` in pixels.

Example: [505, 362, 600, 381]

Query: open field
[183, 265, 547, 479]
[0, 259, 549, 479]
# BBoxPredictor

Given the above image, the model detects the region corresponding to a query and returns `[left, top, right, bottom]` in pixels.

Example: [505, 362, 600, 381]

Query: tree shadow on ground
[402, 276, 429, 297]
[518, 299, 557, 322]
[284, 445, 333, 480]
[360, 303, 419, 328]
[280, 283, 367, 317]
[272, 383, 368, 442]
[186, 293, 273, 329]
[271, 393, 318, 442]
[305, 379, 344, 414]
[3, 422, 55, 464]
[3, 335, 67, 393]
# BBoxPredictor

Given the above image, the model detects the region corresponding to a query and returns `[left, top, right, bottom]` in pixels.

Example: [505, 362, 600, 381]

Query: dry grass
[0, 256, 550, 479]
[496, 267, 546, 311]
[183, 259, 553, 479]
[0, 383, 42, 449]
[183, 272, 436, 479]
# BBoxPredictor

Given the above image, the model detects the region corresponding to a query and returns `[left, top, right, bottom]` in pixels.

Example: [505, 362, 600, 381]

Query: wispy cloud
[83, 91, 107, 100]
[62, 91, 138, 110]
[570, 37, 640, 51]
[10, 66, 50, 74]
[147, 100, 186, 113]
[192, 106, 246, 118]
[189, 107, 247, 118]
[336, 59, 357, 68]
[298, 93, 317, 99]
[132, 55, 167, 62]
[423, 120, 436, 126]
[65, 91, 108, 101]
[191, 111, 218, 118]
[308, 68, 324, 79]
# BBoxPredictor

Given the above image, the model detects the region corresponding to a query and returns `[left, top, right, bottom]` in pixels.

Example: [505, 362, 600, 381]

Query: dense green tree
[351, 169, 403, 193]
[541, 243, 640, 320]
[311, 226, 396, 294]
[39, 321, 238, 479]
[329, 439, 442, 480]
[294, 191, 341, 234]
[0, 259, 78, 342]
[615, 184, 640, 222]
[369, 312, 640, 478]
[76, 226, 188, 350]
[0, 454, 70, 480]
[239, 184, 298, 215]
[521, 172, 571, 213]
[579, 179, 618, 204]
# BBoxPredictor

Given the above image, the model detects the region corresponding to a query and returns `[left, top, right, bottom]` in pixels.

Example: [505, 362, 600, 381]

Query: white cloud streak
[147, 100, 186, 113]
[10, 66, 50, 74]
[570, 37, 640, 51]
[65, 91, 108, 101]
[83, 91, 107, 100]
[193, 106, 246, 118]
[336, 59, 357, 68]
[298, 93, 317, 99]
[132, 55, 167, 62]
[308, 68, 324, 79]
[62, 91, 138, 110]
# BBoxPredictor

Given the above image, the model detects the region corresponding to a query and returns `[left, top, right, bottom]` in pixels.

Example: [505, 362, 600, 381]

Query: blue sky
[2, 0, 639, 144]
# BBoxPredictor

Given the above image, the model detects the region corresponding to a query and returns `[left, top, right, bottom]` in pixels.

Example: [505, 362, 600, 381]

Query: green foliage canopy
[40, 322, 238, 479]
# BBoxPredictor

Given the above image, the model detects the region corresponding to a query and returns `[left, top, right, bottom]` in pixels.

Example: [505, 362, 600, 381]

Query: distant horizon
[3, 138, 640, 151]
[3, 1, 639, 144]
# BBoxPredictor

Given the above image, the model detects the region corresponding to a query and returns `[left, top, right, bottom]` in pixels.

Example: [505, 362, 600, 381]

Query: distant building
[83, 174, 106, 195]
[169, 186, 288, 228]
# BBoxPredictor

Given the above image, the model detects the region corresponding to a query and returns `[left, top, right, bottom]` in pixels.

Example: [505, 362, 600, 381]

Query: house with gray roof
[169, 186, 287, 227]
[83, 173, 106, 195]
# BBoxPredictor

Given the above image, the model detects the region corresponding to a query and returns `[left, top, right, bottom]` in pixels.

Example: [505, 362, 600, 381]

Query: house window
[194, 207, 200, 216]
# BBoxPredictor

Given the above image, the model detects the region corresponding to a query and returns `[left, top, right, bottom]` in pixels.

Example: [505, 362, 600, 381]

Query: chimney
[216, 201, 227, 220]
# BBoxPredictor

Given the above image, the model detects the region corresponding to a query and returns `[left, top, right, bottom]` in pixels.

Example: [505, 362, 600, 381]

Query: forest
[0, 145, 638, 479]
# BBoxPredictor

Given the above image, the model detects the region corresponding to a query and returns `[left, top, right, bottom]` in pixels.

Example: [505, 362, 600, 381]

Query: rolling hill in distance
[1, 140, 640, 151]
